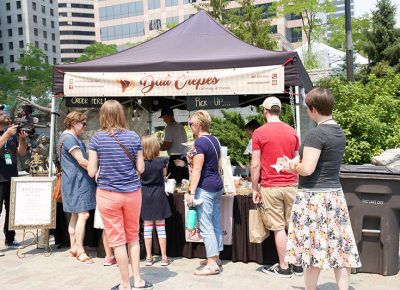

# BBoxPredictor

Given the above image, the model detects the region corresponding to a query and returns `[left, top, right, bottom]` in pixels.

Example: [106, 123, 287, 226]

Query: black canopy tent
[49, 10, 312, 174]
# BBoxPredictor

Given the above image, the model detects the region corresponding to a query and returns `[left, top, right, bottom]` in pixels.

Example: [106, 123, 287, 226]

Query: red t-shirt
[252, 122, 299, 187]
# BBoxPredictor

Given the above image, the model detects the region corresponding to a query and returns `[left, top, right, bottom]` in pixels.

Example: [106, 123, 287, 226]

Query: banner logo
[116, 79, 135, 93]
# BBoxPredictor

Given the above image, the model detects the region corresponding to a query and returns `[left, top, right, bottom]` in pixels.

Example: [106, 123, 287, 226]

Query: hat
[262, 97, 281, 110]
[159, 108, 174, 118]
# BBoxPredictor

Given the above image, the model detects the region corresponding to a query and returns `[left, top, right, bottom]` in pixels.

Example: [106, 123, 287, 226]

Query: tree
[17, 44, 53, 104]
[328, 15, 371, 56]
[363, 0, 400, 67]
[0, 66, 19, 104]
[194, 0, 230, 23]
[76, 42, 118, 62]
[226, 0, 277, 50]
[274, 0, 336, 53]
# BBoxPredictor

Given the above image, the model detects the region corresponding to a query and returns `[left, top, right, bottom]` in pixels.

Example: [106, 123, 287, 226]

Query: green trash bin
[340, 165, 400, 276]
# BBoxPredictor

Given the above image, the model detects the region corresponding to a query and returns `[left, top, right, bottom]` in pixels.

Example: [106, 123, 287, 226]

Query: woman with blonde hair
[88, 100, 152, 290]
[59, 111, 96, 263]
[140, 135, 171, 267]
[186, 110, 224, 276]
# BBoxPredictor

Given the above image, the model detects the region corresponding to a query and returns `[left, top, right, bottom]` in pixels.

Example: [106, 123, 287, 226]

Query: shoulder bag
[112, 133, 137, 170]
[52, 141, 64, 202]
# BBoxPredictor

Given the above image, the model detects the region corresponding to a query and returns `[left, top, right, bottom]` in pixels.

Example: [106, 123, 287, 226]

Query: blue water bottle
[186, 207, 197, 229]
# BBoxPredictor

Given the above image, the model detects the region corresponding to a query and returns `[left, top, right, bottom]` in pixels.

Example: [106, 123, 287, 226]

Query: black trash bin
[340, 165, 400, 276]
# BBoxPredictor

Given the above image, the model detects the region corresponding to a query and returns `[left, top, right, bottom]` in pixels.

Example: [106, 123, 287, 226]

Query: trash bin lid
[340, 165, 400, 175]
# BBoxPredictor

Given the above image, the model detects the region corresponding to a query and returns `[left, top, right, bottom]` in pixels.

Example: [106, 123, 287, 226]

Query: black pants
[0, 181, 15, 243]
[167, 155, 189, 184]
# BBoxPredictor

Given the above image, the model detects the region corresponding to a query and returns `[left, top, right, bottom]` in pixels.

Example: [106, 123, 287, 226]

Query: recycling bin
[340, 165, 400, 276]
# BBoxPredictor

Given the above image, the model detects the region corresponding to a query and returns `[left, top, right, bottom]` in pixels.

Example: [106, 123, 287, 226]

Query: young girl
[141, 135, 172, 266]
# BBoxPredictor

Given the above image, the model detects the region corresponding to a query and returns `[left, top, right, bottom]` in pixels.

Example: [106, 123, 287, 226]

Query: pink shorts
[96, 188, 142, 248]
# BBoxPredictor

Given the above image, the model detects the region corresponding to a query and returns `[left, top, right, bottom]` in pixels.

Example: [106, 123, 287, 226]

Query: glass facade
[165, 0, 178, 7]
[99, 2, 144, 21]
[148, 0, 160, 10]
[101, 22, 145, 41]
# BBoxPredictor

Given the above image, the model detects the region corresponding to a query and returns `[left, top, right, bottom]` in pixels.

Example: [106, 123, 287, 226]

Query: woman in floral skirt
[283, 87, 361, 290]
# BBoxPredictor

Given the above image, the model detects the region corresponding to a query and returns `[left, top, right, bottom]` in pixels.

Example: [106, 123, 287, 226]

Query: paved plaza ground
[0, 213, 399, 290]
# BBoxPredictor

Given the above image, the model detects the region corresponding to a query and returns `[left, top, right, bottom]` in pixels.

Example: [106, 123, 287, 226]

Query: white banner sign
[63, 66, 284, 97]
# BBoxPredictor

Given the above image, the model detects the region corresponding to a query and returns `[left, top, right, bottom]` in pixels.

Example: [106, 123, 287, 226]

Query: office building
[58, 0, 97, 63]
[0, 0, 60, 71]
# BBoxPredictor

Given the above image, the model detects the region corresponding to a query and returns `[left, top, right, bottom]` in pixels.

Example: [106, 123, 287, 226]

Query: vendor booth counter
[151, 193, 278, 265]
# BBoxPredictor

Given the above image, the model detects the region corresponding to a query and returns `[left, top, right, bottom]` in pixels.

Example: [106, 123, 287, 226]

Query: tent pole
[295, 86, 301, 141]
[48, 95, 56, 177]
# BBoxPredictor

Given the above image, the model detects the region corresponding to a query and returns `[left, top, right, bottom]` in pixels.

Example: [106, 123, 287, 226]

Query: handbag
[112, 134, 137, 169]
[52, 141, 64, 202]
[248, 205, 270, 243]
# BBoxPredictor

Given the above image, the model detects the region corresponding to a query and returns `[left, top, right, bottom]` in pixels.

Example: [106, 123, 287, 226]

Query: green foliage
[363, 0, 400, 67]
[317, 67, 400, 164]
[225, 0, 277, 50]
[76, 42, 118, 62]
[328, 15, 371, 56]
[210, 110, 249, 165]
[302, 48, 322, 69]
[0, 65, 19, 103]
[274, 0, 336, 50]
[17, 44, 53, 104]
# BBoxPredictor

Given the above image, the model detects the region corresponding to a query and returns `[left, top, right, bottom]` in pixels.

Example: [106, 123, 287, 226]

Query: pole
[345, 0, 355, 81]
[295, 86, 301, 141]
[48, 95, 56, 177]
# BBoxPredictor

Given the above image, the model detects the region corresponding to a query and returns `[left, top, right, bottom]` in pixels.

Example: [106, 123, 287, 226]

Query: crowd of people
[0, 88, 362, 290]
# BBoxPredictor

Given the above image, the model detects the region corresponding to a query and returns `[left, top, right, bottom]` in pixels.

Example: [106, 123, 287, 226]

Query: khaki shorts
[260, 186, 297, 231]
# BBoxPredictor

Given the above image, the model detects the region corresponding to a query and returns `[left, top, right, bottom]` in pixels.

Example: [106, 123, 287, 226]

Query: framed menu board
[9, 176, 57, 230]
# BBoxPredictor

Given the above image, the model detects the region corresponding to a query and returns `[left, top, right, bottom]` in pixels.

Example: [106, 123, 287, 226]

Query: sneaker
[5, 240, 20, 249]
[261, 263, 292, 278]
[104, 256, 117, 266]
[145, 258, 154, 266]
[291, 265, 303, 276]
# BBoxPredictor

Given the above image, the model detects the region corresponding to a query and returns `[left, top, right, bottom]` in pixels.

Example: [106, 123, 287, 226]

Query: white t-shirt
[243, 139, 252, 155]
[164, 122, 188, 155]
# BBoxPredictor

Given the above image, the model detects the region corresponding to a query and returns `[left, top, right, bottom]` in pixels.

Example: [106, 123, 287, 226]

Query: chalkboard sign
[186, 96, 239, 111]
[65, 97, 110, 108]
[9, 176, 56, 230]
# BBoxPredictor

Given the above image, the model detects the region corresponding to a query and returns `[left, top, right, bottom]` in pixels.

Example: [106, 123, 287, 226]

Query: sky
[354, 0, 400, 24]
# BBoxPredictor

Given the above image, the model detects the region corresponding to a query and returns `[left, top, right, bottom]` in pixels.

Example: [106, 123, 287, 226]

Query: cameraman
[0, 108, 27, 255]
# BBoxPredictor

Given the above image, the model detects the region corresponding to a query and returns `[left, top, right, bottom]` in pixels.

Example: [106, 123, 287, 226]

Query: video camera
[14, 104, 36, 136]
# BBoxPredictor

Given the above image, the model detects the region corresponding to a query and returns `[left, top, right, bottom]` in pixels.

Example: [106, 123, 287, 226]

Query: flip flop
[199, 259, 221, 266]
[132, 280, 153, 289]
[68, 250, 77, 257]
[194, 265, 220, 276]
[76, 252, 94, 264]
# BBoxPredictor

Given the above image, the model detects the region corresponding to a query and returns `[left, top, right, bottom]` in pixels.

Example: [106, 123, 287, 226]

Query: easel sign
[9, 176, 57, 230]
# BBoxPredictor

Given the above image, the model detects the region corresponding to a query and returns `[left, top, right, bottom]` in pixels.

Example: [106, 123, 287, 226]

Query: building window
[34, 28, 38, 36]
[19, 40, 24, 48]
[17, 14, 22, 22]
[184, 0, 196, 3]
[50, 8, 54, 16]
[41, 5, 45, 13]
[44, 43, 48, 51]
[0, 43, 2, 51]
[0, 31, 2, 38]
[165, 0, 178, 7]
[50, 0, 53, 4]
[8, 29, 12, 37]
[43, 31, 47, 38]
[9, 42, 13, 50]
[288, 27, 302, 43]
[20, 54, 24, 59]
[6, 2, 11, 10]
[100, 22, 144, 41]
[52, 45, 56, 53]
[149, 19, 162, 30]
[10, 55, 14, 63]
[44, 56, 49, 64]
[0, 56, 3, 64]
[16, 1, 21, 9]
[167, 16, 179, 26]
[33, 15, 37, 23]
[53, 58, 57, 65]
[42, 18, 47, 26]
[32, 2, 36, 10]
[7, 16, 12, 24]
[10, 68, 15, 72]
[52, 33, 55, 41]
[271, 25, 277, 34]
[34, 41, 39, 48]
[51, 21, 55, 28]
[148, 0, 160, 10]
[18, 27, 23, 35]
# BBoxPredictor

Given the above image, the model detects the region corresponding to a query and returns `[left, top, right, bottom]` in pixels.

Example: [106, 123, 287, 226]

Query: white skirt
[93, 207, 104, 229]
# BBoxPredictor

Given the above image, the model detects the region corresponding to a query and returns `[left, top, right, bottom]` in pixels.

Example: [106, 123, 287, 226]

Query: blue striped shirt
[89, 130, 142, 193]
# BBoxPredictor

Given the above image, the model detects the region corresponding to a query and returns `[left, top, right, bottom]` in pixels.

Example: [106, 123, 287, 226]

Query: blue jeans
[195, 187, 224, 257]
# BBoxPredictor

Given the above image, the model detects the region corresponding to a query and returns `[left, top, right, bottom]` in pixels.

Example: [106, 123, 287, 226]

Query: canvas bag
[52, 141, 64, 202]
[249, 205, 270, 243]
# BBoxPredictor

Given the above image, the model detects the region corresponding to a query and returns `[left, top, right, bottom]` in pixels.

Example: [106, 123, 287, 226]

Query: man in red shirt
[251, 96, 301, 278]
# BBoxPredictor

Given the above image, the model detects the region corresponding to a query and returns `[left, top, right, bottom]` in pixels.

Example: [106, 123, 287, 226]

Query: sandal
[132, 280, 153, 289]
[145, 258, 154, 266]
[160, 258, 171, 266]
[68, 250, 77, 257]
[194, 264, 220, 276]
[76, 252, 94, 264]
[199, 259, 222, 267]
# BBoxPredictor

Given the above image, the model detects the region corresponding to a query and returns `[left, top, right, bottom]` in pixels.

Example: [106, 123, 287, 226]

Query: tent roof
[53, 10, 312, 95]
